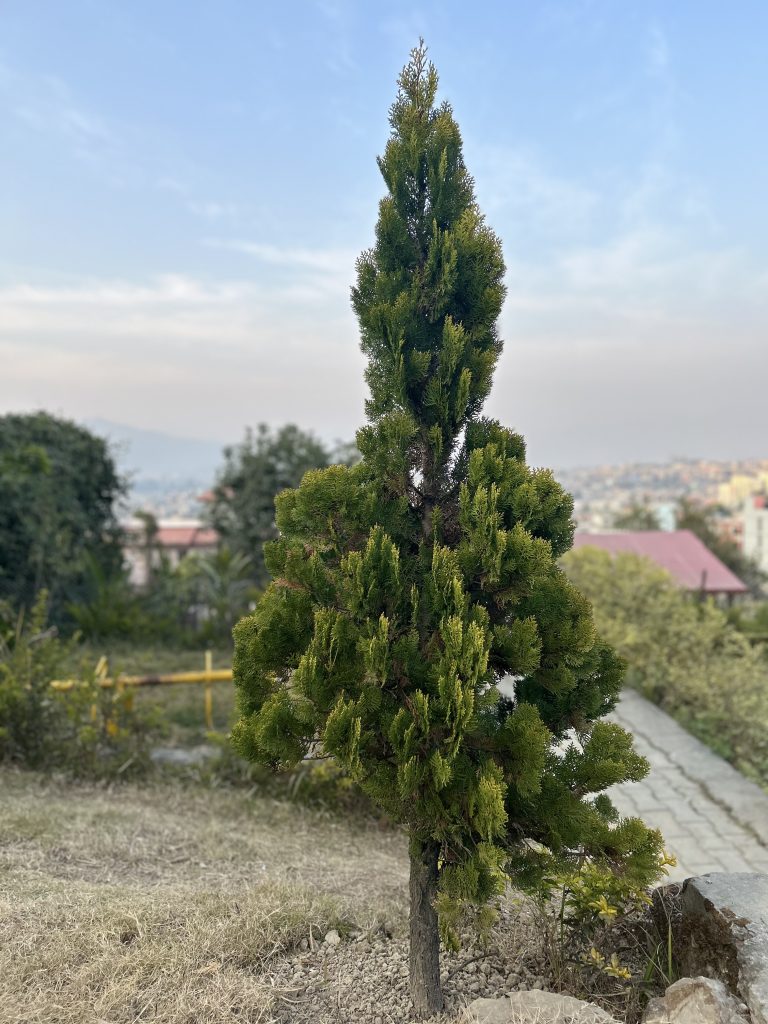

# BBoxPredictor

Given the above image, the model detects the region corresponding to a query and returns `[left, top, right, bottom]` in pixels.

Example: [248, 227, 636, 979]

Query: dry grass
[0, 768, 408, 1024]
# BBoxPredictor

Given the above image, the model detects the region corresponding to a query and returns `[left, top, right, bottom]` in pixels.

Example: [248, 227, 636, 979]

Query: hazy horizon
[74, 417, 768, 485]
[3, 2, 767, 468]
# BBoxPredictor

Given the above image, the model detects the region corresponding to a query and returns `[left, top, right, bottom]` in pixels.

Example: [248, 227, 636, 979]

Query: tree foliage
[231, 44, 663, 1015]
[207, 424, 333, 588]
[563, 546, 768, 784]
[675, 497, 765, 594]
[0, 412, 124, 619]
[611, 502, 661, 531]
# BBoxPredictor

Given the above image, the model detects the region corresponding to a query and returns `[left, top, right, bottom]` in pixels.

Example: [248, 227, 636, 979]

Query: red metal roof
[572, 530, 748, 594]
[154, 526, 218, 549]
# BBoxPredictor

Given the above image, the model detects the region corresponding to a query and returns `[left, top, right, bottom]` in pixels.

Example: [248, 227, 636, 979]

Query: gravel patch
[268, 901, 549, 1023]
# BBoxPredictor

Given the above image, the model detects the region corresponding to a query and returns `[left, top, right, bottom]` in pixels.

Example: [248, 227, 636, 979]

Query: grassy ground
[0, 768, 408, 1024]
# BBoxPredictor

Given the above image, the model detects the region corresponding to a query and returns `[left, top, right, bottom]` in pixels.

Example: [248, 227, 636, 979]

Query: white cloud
[0, 62, 114, 161]
[0, 271, 356, 355]
[469, 144, 599, 237]
[186, 200, 243, 221]
[206, 238, 356, 274]
[0, 270, 364, 441]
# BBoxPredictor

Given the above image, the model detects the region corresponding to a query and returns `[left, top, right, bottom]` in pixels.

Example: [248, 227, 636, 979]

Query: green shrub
[0, 593, 163, 778]
[563, 547, 768, 784]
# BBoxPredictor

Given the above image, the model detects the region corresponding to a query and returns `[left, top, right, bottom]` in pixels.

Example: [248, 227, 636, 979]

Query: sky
[1, 0, 767, 469]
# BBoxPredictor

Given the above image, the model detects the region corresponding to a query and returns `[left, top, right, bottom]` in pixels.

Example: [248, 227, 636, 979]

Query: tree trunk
[409, 835, 444, 1017]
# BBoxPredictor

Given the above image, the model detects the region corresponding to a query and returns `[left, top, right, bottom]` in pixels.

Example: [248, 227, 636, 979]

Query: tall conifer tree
[232, 43, 663, 1016]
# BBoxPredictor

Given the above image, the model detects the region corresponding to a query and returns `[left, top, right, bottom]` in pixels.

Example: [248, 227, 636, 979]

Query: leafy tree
[563, 545, 768, 785]
[182, 546, 255, 642]
[232, 44, 663, 1015]
[67, 553, 145, 641]
[676, 497, 765, 595]
[207, 424, 332, 587]
[612, 502, 660, 531]
[0, 412, 124, 619]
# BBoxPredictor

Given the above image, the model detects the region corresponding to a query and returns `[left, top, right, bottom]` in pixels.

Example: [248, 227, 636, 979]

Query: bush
[0, 593, 162, 777]
[563, 547, 768, 784]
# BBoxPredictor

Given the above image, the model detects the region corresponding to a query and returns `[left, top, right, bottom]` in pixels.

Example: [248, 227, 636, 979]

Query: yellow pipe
[204, 650, 214, 730]
[51, 669, 233, 691]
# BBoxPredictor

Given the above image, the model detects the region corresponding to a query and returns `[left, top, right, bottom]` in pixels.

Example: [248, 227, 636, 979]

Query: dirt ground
[0, 768, 408, 1024]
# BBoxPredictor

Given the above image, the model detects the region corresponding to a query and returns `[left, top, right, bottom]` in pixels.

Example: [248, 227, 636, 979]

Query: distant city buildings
[119, 456, 768, 585]
[560, 458, 768, 552]
[718, 471, 768, 508]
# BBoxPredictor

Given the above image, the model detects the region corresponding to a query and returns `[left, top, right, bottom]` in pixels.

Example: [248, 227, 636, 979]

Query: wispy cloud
[0, 272, 363, 441]
[206, 238, 355, 273]
[470, 144, 599, 237]
[314, 0, 359, 76]
[0, 265, 359, 350]
[0, 61, 114, 162]
[185, 200, 243, 221]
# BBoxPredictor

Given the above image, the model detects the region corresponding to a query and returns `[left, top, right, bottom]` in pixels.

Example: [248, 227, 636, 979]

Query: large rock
[678, 873, 768, 1024]
[467, 990, 618, 1023]
[643, 976, 749, 1023]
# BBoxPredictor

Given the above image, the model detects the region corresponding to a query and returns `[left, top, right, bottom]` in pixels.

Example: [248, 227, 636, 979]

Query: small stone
[323, 929, 341, 947]
[643, 976, 749, 1024]
[467, 990, 619, 1023]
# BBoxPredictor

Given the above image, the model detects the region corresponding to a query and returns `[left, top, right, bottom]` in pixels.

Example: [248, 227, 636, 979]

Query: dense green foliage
[564, 546, 768, 785]
[729, 599, 768, 646]
[0, 594, 158, 775]
[231, 45, 663, 1009]
[0, 412, 124, 618]
[207, 424, 333, 588]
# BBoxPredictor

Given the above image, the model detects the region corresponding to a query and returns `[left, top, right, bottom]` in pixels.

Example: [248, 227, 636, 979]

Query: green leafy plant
[563, 546, 768, 784]
[0, 592, 161, 777]
[231, 42, 663, 1016]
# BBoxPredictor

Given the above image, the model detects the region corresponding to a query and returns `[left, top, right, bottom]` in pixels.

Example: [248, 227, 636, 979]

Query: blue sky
[2, 1, 767, 467]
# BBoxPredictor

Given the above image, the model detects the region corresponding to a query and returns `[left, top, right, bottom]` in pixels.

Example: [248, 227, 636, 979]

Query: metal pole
[204, 650, 214, 730]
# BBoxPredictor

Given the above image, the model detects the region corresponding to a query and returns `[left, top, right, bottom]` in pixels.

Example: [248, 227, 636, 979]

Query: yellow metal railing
[50, 651, 233, 729]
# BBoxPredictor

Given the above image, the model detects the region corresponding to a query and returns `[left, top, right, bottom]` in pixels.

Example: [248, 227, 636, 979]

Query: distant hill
[84, 419, 227, 485]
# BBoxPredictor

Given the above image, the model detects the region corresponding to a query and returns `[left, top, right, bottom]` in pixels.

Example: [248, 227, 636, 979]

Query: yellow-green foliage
[232, 45, 663, 947]
[563, 546, 768, 784]
[533, 849, 678, 993]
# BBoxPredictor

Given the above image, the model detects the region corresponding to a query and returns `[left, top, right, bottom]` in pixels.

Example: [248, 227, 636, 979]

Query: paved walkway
[610, 689, 768, 881]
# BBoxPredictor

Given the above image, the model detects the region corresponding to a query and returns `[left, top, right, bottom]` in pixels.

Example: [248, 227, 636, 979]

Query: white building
[122, 518, 219, 587]
[742, 496, 768, 575]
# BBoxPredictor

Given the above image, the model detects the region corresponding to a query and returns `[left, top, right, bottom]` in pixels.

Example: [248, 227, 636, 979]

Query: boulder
[467, 990, 618, 1023]
[643, 976, 749, 1023]
[678, 873, 768, 1024]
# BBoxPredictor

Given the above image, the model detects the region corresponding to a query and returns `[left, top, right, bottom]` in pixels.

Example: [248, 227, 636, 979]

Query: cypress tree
[232, 42, 663, 1017]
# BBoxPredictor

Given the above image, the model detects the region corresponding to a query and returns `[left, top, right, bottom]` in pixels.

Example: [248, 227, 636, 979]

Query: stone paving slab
[610, 689, 768, 881]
